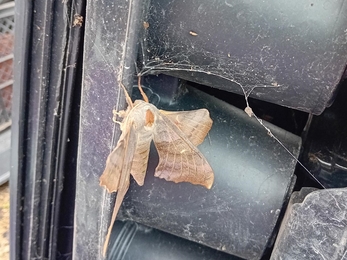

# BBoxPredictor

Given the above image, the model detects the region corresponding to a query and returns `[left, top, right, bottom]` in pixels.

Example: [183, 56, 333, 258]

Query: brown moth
[100, 78, 214, 256]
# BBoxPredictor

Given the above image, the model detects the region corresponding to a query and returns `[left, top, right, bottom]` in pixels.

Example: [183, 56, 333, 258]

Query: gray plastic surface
[141, 0, 347, 114]
[271, 188, 347, 260]
[108, 220, 243, 260]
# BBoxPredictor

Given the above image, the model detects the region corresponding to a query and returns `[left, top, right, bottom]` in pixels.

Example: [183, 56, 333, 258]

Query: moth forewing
[102, 165, 131, 257]
[100, 124, 137, 256]
[100, 131, 130, 193]
[153, 111, 214, 189]
[159, 109, 213, 146]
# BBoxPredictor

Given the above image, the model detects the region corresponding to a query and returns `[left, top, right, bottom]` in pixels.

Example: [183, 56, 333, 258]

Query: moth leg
[112, 109, 126, 117]
[112, 109, 126, 123]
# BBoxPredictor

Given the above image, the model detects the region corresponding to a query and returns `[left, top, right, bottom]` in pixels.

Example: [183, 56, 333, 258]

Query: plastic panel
[108, 220, 243, 260]
[11, 0, 85, 259]
[140, 0, 347, 114]
[271, 188, 347, 260]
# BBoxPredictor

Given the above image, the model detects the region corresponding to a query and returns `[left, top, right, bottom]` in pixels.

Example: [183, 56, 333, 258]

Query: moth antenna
[138, 76, 149, 103]
[119, 82, 134, 108]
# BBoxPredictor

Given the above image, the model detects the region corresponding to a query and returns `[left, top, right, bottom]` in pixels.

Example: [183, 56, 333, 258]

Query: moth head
[131, 101, 157, 130]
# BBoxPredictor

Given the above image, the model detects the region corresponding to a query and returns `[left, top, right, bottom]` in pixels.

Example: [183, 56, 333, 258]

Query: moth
[100, 78, 214, 256]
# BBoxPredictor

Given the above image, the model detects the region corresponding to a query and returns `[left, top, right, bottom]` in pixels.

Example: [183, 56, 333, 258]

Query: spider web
[135, 5, 326, 189]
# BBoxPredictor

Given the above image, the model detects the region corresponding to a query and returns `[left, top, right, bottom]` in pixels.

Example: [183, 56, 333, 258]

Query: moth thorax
[145, 109, 155, 127]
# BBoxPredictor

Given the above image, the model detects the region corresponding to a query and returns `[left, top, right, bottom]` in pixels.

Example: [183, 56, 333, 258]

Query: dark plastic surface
[271, 188, 347, 260]
[140, 0, 347, 114]
[108, 220, 243, 260]
[11, 1, 31, 258]
[11, 0, 85, 259]
[302, 80, 347, 188]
